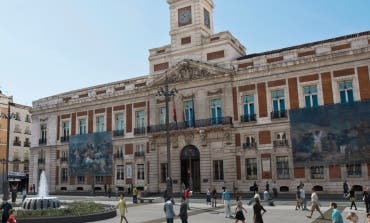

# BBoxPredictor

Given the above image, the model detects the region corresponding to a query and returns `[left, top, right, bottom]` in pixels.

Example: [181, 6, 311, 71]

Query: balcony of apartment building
[39, 138, 47, 145]
[134, 151, 145, 158]
[13, 128, 22, 134]
[243, 142, 257, 150]
[147, 116, 233, 134]
[23, 140, 30, 147]
[134, 127, 146, 136]
[60, 135, 69, 143]
[271, 110, 288, 119]
[25, 115, 31, 123]
[24, 129, 31, 135]
[13, 140, 21, 146]
[37, 158, 45, 164]
[113, 129, 125, 137]
[60, 156, 68, 163]
[240, 114, 256, 123]
[114, 150, 124, 159]
[273, 139, 289, 147]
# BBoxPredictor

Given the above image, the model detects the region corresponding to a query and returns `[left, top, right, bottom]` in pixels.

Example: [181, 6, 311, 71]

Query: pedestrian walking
[183, 187, 191, 210]
[363, 187, 370, 213]
[206, 188, 211, 205]
[330, 202, 343, 223]
[307, 187, 325, 219]
[253, 181, 258, 194]
[234, 196, 247, 223]
[343, 180, 349, 198]
[211, 187, 217, 207]
[0, 199, 12, 223]
[345, 211, 358, 223]
[132, 187, 138, 204]
[295, 185, 301, 210]
[10, 185, 17, 206]
[272, 181, 278, 198]
[116, 194, 128, 223]
[300, 185, 307, 210]
[222, 188, 232, 218]
[349, 187, 357, 210]
[179, 196, 188, 223]
[163, 189, 169, 202]
[164, 197, 175, 223]
[265, 181, 269, 193]
[253, 198, 266, 223]
[6, 209, 16, 223]
[108, 186, 112, 198]
[22, 187, 27, 202]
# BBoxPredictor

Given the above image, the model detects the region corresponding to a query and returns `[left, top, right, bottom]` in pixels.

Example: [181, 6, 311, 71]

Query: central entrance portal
[180, 145, 200, 192]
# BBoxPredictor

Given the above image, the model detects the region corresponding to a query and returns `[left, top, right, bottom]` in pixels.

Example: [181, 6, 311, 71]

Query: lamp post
[0, 101, 16, 200]
[156, 74, 177, 195]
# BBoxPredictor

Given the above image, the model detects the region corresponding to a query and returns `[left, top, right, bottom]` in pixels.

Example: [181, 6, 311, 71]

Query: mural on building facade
[69, 132, 112, 176]
[290, 101, 370, 166]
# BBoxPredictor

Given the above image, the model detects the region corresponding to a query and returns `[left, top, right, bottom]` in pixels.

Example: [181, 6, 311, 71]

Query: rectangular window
[160, 163, 167, 183]
[243, 136, 257, 149]
[116, 165, 124, 180]
[242, 95, 255, 122]
[246, 158, 257, 180]
[77, 176, 85, 184]
[303, 86, 318, 108]
[62, 121, 70, 137]
[276, 156, 290, 179]
[135, 111, 145, 128]
[339, 80, 354, 104]
[96, 116, 105, 132]
[159, 107, 166, 125]
[79, 119, 87, 135]
[184, 101, 194, 127]
[213, 160, 224, 181]
[346, 163, 362, 178]
[137, 164, 145, 180]
[61, 168, 68, 183]
[115, 113, 124, 131]
[13, 162, 19, 172]
[95, 176, 103, 184]
[271, 90, 286, 118]
[210, 99, 222, 124]
[40, 124, 47, 142]
[310, 166, 324, 179]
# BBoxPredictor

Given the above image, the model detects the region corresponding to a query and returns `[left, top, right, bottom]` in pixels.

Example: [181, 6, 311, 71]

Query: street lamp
[0, 101, 17, 200]
[156, 73, 177, 196]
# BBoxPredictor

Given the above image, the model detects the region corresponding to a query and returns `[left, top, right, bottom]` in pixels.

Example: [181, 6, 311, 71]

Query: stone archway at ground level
[180, 145, 201, 192]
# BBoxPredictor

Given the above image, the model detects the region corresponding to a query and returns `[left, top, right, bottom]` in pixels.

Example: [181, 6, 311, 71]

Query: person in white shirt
[300, 185, 307, 210]
[307, 187, 325, 219]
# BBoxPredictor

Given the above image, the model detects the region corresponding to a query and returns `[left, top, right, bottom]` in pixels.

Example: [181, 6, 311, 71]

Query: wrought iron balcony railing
[273, 139, 289, 147]
[38, 158, 45, 164]
[113, 129, 124, 137]
[24, 141, 30, 147]
[271, 110, 288, 119]
[134, 127, 146, 135]
[60, 136, 69, 143]
[60, 157, 68, 162]
[240, 114, 257, 123]
[242, 142, 257, 149]
[13, 141, 21, 146]
[134, 151, 145, 158]
[114, 152, 124, 159]
[39, 138, 47, 145]
[147, 116, 233, 134]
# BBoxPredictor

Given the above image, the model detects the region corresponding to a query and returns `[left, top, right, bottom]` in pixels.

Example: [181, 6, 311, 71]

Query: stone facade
[30, 0, 370, 194]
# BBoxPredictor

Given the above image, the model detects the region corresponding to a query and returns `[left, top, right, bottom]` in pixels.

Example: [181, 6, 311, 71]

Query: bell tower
[167, 0, 214, 50]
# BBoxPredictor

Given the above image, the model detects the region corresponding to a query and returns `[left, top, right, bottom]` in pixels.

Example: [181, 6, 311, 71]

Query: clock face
[204, 8, 210, 28]
[178, 6, 192, 26]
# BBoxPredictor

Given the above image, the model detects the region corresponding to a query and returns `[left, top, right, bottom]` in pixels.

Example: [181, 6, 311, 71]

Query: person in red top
[183, 187, 191, 210]
[7, 209, 16, 223]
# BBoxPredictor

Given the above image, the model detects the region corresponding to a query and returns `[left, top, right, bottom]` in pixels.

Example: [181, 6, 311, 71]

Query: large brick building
[30, 0, 370, 194]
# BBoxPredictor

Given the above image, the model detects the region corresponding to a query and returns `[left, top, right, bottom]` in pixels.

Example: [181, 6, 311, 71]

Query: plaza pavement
[56, 195, 369, 223]
[8, 195, 369, 223]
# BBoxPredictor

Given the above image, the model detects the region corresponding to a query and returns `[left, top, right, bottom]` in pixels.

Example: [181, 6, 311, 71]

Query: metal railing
[240, 114, 257, 123]
[39, 138, 47, 145]
[271, 110, 288, 119]
[60, 136, 69, 143]
[13, 141, 21, 146]
[24, 141, 30, 147]
[113, 130, 124, 137]
[134, 127, 146, 135]
[38, 158, 45, 164]
[147, 116, 232, 134]
[134, 151, 145, 158]
[273, 139, 289, 147]
[242, 142, 257, 149]
[60, 157, 68, 162]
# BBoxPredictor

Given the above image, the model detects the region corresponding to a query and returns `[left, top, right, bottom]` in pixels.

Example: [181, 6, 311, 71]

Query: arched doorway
[180, 145, 200, 192]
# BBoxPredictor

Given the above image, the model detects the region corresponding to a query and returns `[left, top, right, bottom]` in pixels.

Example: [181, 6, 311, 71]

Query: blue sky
[0, 0, 369, 106]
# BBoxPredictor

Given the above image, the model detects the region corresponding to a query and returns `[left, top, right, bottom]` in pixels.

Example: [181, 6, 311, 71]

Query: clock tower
[167, 0, 214, 50]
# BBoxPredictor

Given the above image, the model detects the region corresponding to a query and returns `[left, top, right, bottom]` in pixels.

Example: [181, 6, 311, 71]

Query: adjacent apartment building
[30, 0, 370, 194]
[0, 91, 31, 192]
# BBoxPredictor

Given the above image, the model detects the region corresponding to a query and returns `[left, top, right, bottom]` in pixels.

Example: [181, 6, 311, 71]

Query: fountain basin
[22, 197, 61, 210]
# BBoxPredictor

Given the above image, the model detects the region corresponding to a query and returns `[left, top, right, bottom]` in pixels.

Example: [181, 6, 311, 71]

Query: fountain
[22, 171, 61, 210]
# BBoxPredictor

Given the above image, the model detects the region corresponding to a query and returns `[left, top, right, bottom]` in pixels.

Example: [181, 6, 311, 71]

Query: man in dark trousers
[363, 187, 370, 213]
[343, 180, 349, 198]
[0, 198, 12, 223]
[179, 196, 188, 223]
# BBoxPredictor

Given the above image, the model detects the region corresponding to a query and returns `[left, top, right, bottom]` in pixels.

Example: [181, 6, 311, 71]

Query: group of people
[0, 199, 16, 223]
[343, 180, 370, 213]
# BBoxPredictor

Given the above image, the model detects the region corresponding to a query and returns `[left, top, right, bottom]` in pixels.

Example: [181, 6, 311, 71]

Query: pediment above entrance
[150, 60, 233, 86]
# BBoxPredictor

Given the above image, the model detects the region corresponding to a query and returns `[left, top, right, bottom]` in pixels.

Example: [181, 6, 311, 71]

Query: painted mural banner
[290, 101, 370, 166]
[69, 132, 112, 176]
